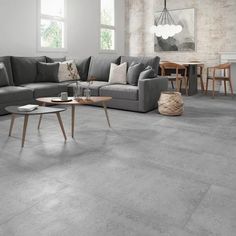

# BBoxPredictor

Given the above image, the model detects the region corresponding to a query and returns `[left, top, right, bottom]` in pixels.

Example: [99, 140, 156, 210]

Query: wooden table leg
[103, 102, 111, 128]
[71, 105, 75, 138]
[22, 115, 29, 148]
[56, 112, 67, 141]
[38, 102, 46, 129]
[9, 114, 15, 136]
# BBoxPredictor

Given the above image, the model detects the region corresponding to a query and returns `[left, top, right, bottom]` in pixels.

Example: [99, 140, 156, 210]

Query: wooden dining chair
[206, 63, 233, 97]
[160, 62, 188, 95]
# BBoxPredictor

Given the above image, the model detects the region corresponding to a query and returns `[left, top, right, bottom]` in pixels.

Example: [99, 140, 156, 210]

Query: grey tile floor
[0, 94, 236, 236]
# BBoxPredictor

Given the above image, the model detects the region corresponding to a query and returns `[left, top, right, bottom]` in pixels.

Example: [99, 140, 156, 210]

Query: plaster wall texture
[125, 0, 236, 67]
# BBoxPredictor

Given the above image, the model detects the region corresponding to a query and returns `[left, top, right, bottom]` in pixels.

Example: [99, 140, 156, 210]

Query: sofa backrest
[0, 56, 14, 86]
[74, 57, 91, 81]
[88, 55, 121, 81]
[11, 56, 46, 85]
[121, 56, 160, 75]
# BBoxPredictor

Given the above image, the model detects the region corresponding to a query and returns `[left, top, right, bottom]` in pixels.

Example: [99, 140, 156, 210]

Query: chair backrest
[160, 62, 186, 77]
[216, 63, 231, 77]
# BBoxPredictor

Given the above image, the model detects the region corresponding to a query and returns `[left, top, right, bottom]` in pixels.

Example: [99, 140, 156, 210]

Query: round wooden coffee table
[36, 96, 112, 138]
[5, 106, 67, 147]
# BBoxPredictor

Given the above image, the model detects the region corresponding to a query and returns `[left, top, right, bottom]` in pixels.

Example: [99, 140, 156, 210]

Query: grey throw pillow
[139, 66, 156, 80]
[127, 62, 144, 86]
[46, 56, 66, 63]
[0, 63, 10, 87]
[36, 62, 59, 83]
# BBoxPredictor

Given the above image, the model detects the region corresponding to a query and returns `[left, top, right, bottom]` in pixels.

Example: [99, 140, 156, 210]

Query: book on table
[17, 104, 39, 112]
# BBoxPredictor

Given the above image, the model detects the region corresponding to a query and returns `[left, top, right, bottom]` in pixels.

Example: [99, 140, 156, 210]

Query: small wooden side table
[5, 106, 67, 147]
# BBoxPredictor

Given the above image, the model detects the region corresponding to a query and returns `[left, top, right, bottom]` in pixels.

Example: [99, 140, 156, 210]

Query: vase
[73, 81, 81, 100]
[84, 88, 91, 99]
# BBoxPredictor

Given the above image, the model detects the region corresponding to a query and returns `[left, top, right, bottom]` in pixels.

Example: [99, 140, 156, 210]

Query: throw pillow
[127, 62, 144, 86]
[139, 66, 156, 80]
[0, 63, 10, 87]
[46, 56, 66, 63]
[108, 62, 127, 84]
[58, 60, 79, 82]
[36, 62, 59, 83]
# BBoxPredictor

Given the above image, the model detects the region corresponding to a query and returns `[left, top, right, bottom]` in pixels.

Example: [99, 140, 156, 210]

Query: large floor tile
[186, 185, 236, 236]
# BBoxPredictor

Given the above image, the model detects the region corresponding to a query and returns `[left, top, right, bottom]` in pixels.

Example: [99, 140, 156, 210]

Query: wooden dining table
[159, 61, 202, 96]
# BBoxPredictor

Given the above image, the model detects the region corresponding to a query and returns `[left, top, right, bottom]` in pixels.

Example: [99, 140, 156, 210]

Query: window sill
[37, 47, 68, 53]
[99, 50, 117, 55]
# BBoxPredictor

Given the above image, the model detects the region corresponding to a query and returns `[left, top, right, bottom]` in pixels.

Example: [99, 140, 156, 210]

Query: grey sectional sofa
[0, 55, 168, 115]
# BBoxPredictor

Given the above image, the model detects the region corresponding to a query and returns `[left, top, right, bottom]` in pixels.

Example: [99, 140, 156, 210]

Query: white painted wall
[0, 0, 125, 58]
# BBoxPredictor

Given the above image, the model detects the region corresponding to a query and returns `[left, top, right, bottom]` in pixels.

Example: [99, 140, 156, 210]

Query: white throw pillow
[58, 60, 79, 82]
[108, 62, 127, 84]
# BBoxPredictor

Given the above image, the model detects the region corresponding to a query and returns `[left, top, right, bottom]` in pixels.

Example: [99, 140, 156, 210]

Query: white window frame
[37, 0, 67, 52]
[100, 0, 116, 53]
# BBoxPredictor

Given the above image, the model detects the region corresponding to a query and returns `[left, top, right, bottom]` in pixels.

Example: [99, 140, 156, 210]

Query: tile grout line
[181, 183, 212, 230]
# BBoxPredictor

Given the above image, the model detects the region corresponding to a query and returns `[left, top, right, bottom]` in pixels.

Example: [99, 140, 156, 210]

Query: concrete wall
[125, 0, 236, 66]
[0, 0, 125, 58]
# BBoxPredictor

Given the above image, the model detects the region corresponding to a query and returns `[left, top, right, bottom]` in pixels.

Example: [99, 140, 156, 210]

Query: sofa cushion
[127, 62, 144, 86]
[88, 55, 121, 81]
[21, 83, 67, 98]
[121, 56, 160, 75]
[108, 62, 127, 84]
[0, 56, 14, 85]
[36, 62, 59, 83]
[0, 86, 33, 104]
[68, 81, 109, 96]
[11, 56, 46, 85]
[100, 84, 139, 101]
[0, 63, 10, 87]
[139, 66, 156, 81]
[74, 57, 91, 81]
[46, 56, 66, 63]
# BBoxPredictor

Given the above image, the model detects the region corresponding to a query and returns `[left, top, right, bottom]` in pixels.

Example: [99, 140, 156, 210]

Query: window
[38, 0, 66, 51]
[100, 0, 115, 51]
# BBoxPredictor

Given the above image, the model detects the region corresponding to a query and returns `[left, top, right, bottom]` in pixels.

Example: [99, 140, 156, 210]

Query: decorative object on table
[153, 7, 195, 52]
[17, 104, 39, 112]
[206, 63, 233, 98]
[51, 98, 72, 102]
[84, 75, 97, 99]
[60, 92, 68, 101]
[67, 61, 82, 100]
[158, 91, 184, 116]
[151, 0, 182, 40]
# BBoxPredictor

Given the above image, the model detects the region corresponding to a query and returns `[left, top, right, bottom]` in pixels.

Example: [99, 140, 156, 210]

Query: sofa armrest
[138, 76, 168, 112]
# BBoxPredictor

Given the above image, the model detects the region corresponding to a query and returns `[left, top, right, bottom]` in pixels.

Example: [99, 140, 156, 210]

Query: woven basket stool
[158, 92, 184, 116]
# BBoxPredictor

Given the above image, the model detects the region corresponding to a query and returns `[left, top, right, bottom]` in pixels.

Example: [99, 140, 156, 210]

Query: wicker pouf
[158, 92, 184, 116]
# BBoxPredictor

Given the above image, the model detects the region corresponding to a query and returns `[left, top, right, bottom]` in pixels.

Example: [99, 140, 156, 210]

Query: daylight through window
[100, 0, 115, 51]
[39, 0, 66, 50]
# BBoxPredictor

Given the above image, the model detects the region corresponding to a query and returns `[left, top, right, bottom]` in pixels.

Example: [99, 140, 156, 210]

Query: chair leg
[176, 79, 180, 92]
[224, 80, 227, 96]
[200, 76, 205, 92]
[184, 77, 188, 96]
[212, 78, 215, 98]
[206, 78, 209, 95]
[171, 81, 174, 89]
[229, 79, 234, 97]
